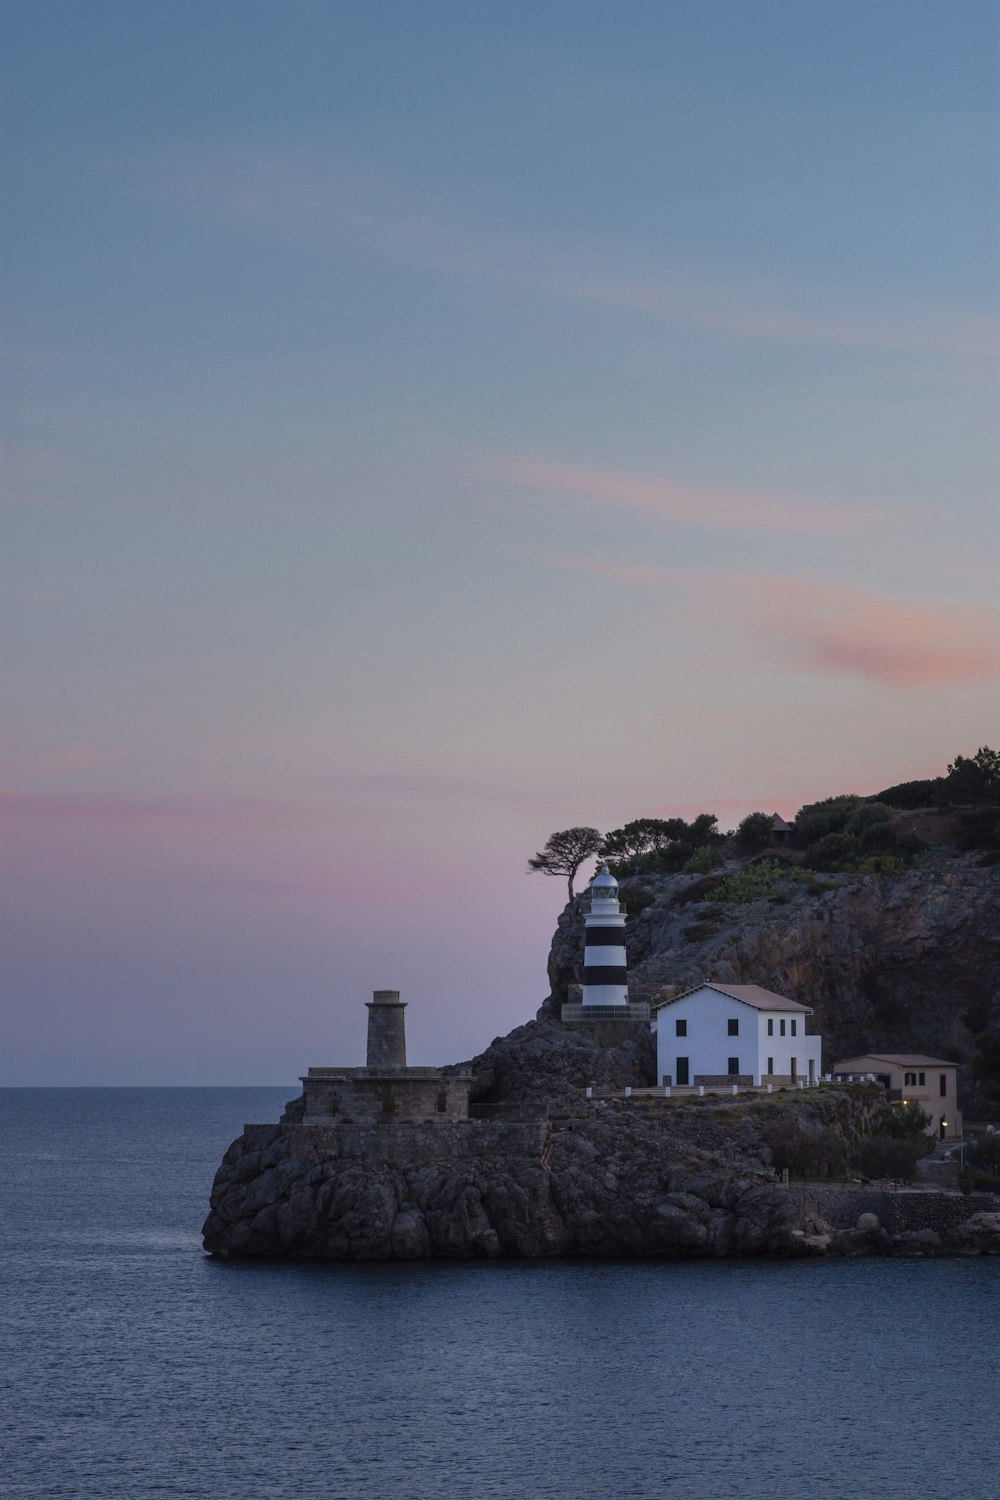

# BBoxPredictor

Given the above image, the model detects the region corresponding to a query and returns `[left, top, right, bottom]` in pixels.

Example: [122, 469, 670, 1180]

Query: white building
[652, 982, 822, 1088]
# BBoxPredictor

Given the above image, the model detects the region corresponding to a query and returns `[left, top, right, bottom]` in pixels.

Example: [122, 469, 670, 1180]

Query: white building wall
[755, 1011, 821, 1082]
[655, 985, 821, 1086]
[656, 988, 761, 1084]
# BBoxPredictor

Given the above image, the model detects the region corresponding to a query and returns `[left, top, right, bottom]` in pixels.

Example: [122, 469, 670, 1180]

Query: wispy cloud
[159, 149, 998, 358]
[547, 554, 1000, 689]
[0, 790, 324, 831]
[491, 457, 872, 537]
[751, 580, 1000, 688]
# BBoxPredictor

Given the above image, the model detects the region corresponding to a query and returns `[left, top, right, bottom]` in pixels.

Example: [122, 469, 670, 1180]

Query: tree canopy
[947, 746, 1000, 805]
[527, 826, 603, 901]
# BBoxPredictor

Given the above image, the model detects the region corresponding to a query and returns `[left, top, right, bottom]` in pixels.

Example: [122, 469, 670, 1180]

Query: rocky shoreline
[202, 1089, 1000, 1262]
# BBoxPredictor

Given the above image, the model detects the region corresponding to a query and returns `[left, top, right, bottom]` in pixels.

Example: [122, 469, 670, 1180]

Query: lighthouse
[581, 864, 629, 1007]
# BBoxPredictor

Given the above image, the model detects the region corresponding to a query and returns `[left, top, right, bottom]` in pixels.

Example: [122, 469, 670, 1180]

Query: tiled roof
[652, 982, 812, 1014]
[833, 1053, 957, 1071]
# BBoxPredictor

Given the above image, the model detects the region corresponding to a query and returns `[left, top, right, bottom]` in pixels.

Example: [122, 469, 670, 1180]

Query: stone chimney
[365, 989, 407, 1070]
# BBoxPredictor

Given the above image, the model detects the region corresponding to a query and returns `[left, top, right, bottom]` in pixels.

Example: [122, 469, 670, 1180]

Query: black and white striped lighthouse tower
[582, 864, 629, 1007]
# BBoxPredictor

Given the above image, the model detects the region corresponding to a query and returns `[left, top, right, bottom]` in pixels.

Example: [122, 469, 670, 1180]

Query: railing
[561, 1002, 650, 1022]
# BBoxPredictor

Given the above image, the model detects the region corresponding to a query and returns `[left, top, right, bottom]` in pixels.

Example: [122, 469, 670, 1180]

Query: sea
[2, 1087, 998, 1500]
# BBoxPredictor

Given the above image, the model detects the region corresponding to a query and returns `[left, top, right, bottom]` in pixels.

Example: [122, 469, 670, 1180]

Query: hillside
[545, 847, 999, 1115]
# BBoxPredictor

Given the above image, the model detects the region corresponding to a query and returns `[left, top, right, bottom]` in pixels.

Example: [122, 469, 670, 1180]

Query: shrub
[712, 861, 788, 903]
[946, 746, 1000, 806]
[807, 832, 860, 869]
[682, 844, 722, 874]
[954, 808, 1000, 851]
[854, 1136, 926, 1182]
[847, 802, 898, 836]
[761, 1120, 848, 1178]
[735, 811, 774, 854]
[885, 1100, 933, 1141]
[794, 795, 864, 847]
[966, 1132, 1000, 1175]
[619, 884, 655, 915]
[874, 777, 948, 808]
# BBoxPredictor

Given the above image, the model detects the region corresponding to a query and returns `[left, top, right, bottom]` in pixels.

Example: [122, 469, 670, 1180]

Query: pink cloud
[749, 580, 1000, 688]
[490, 457, 873, 537]
[545, 553, 1000, 689]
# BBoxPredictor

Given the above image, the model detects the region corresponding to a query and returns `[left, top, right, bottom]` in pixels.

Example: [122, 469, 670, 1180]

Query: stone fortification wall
[302, 1071, 471, 1124]
[791, 1184, 999, 1236]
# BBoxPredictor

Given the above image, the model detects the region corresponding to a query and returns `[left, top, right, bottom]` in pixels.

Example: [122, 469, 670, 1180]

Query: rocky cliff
[201, 846, 1000, 1264]
[202, 1087, 999, 1261]
[546, 852, 999, 1113]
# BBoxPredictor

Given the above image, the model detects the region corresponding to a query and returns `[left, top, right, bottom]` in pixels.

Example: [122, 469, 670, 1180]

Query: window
[676, 1018, 687, 1036]
[780, 1019, 786, 1036]
[904, 1072, 916, 1087]
[918, 1072, 925, 1085]
[767, 1018, 774, 1036]
[728, 1058, 740, 1076]
[767, 1057, 774, 1075]
[728, 1018, 739, 1036]
[436, 1090, 448, 1113]
[940, 1073, 947, 1097]
[790, 1019, 797, 1036]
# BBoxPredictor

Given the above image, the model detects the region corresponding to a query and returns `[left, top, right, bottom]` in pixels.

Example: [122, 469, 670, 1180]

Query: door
[676, 1057, 689, 1086]
[808, 1058, 815, 1083]
[790, 1057, 797, 1081]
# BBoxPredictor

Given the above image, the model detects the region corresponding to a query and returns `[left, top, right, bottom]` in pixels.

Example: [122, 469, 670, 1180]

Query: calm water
[2, 1089, 998, 1500]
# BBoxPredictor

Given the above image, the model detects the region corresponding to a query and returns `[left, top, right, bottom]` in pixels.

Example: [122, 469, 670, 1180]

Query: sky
[2, 1, 998, 1084]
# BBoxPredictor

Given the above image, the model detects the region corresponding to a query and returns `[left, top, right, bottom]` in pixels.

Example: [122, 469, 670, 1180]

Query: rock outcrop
[202, 1088, 1000, 1261]
[201, 846, 999, 1264]
[546, 853, 999, 1112]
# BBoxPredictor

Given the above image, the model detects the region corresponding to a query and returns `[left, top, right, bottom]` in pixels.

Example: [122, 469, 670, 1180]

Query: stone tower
[366, 989, 407, 1069]
[581, 864, 629, 1007]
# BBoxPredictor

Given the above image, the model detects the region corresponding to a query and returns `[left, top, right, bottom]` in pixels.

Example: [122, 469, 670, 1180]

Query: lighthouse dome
[591, 863, 618, 893]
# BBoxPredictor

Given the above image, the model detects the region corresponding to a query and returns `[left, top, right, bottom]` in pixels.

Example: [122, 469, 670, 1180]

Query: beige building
[832, 1053, 962, 1142]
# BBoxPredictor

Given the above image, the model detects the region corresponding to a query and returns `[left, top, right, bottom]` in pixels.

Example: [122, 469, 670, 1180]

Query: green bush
[712, 862, 783, 903]
[807, 831, 860, 869]
[682, 844, 721, 874]
[794, 795, 864, 847]
[735, 811, 774, 854]
[954, 808, 1000, 850]
[684, 921, 720, 943]
[847, 802, 898, 836]
[966, 1132, 1000, 1175]
[885, 1100, 933, 1141]
[619, 884, 655, 915]
[761, 1120, 848, 1178]
[855, 1136, 926, 1182]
